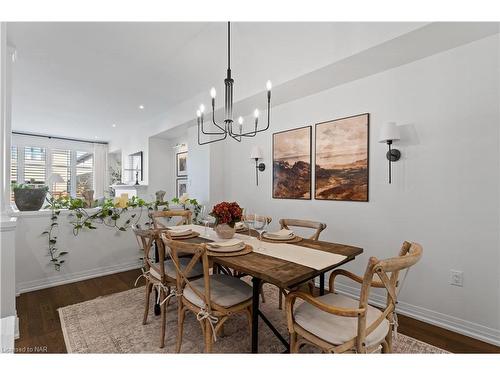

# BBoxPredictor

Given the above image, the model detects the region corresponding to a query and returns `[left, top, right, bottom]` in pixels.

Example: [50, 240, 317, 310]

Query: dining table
[157, 224, 363, 353]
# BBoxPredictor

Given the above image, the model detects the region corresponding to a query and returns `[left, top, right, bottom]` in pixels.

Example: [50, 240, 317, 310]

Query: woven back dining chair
[162, 236, 253, 353]
[286, 241, 423, 353]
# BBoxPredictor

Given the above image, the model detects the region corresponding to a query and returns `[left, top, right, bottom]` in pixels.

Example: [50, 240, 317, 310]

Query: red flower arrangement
[210, 201, 242, 227]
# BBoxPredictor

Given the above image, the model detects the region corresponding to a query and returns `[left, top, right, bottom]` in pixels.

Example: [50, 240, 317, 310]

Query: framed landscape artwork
[176, 152, 188, 177]
[272, 126, 312, 199]
[315, 113, 369, 202]
[176, 178, 188, 198]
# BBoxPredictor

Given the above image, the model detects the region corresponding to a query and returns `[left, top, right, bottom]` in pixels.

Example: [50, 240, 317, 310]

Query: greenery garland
[42, 194, 201, 271]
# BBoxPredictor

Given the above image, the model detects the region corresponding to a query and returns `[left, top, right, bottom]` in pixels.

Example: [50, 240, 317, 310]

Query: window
[11, 146, 18, 184]
[51, 149, 71, 195]
[75, 151, 93, 198]
[10, 143, 95, 201]
[10, 146, 18, 201]
[24, 146, 46, 184]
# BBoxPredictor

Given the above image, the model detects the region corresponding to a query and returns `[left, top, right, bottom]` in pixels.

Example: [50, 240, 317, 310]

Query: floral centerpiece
[210, 201, 242, 239]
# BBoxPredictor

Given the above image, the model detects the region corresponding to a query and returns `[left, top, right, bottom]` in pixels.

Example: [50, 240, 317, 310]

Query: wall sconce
[250, 146, 266, 186]
[378, 122, 401, 184]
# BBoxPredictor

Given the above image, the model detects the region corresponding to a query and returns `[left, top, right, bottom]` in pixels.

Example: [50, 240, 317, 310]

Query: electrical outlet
[450, 270, 463, 287]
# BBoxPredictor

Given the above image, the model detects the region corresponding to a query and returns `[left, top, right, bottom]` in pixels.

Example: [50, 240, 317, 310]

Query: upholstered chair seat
[183, 274, 253, 308]
[294, 293, 389, 347]
[149, 258, 203, 280]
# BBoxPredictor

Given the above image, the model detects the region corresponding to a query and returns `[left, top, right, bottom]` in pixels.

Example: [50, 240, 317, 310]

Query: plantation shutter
[75, 151, 93, 198]
[23, 146, 46, 185]
[51, 149, 71, 195]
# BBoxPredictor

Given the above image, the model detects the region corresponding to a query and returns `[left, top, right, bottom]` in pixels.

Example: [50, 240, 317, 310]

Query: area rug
[58, 285, 448, 354]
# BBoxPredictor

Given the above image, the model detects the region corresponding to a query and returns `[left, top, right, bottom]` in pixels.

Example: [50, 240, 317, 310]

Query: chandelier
[196, 22, 272, 145]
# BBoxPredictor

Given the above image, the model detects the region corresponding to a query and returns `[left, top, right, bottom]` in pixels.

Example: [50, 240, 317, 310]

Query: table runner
[173, 225, 346, 271]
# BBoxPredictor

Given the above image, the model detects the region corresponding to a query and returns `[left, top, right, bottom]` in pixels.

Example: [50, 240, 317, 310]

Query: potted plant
[210, 201, 243, 239]
[12, 181, 49, 211]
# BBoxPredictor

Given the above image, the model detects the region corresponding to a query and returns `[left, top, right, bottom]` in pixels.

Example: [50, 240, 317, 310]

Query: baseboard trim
[16, 260, 142, 295]
[328, 281, 500, 347]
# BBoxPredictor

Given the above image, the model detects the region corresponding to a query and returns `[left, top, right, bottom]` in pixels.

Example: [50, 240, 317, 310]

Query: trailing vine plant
[42, 193, 202, 271]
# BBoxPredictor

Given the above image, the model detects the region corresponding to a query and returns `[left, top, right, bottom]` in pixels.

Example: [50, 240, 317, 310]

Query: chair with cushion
[286, 241, 422, 353]
[133, 227, 203, 348]
[274, 218, 327, 309]
[162, 236, 253, 353]
[150, 209, 192, 230]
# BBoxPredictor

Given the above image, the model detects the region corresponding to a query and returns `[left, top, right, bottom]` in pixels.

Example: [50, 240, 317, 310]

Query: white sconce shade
[379, 122, 401, 143]
[250, 146, 263, 159]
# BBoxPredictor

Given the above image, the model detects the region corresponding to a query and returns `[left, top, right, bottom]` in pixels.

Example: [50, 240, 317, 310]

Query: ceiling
[7, 22, 428, 142]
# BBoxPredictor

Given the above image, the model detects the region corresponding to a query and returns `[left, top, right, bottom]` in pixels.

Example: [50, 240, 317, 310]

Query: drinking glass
[200, 205, 210, 236]
[243, 208, 253, 236]
[252, 215, 268, 250]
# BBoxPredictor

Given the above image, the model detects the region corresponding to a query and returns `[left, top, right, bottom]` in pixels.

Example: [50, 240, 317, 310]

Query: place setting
[261, 229, 302, 244]
[205, 238, 253, 257]
[164, 226, 200, 240]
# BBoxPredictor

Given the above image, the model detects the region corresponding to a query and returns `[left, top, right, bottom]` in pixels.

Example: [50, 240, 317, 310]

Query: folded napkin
[207, 239, 245, 252]
[264, 229, 294, 239]
[235, 222, 246, 230]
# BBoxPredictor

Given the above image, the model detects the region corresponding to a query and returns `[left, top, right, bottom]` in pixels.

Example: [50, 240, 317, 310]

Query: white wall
[148, 137, 174, 200]
[13, 209, 148, 294]
[204, 35, 499, 344]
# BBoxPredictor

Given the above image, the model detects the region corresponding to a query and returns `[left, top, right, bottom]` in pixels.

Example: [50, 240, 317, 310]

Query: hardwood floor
[14, 269, 499, 354]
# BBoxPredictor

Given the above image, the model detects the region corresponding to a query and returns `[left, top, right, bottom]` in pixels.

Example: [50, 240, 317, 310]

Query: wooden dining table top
[183, 232, 363, 290]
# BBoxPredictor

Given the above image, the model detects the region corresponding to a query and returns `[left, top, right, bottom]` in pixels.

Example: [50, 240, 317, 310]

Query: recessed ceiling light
[139, 105, 145, 110]
[112, 123, 116, 128]
[94, 136, 99, 139]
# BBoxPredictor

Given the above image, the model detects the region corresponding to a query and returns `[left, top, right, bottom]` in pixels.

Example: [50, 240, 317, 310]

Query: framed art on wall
[176, 151, 188, 177]
[176, 178, 188, 198]
[272, 126, 312, 199]
[315, 113, 369, 202]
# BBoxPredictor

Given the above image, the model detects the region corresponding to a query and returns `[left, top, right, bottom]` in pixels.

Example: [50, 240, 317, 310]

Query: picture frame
[176, 178, 188, 198]
[314, 113, 369, 202]
[272, 125, 312, 200]
[176, 151, 188, 177]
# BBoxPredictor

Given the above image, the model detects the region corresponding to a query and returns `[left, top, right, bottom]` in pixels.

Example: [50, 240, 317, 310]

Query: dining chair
[279, 218, 326, 241]
[286, 241, 423, 353]
[150, 209, 192, 229]
[162, 236, 253, 353]
[274, 218, 327, 309]
[133, 226, 203, 348]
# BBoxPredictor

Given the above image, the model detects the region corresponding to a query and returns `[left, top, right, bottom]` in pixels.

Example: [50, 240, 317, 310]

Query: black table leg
[154, 240, 161, 316]
[251, 277, 290, 353]
[251, 277, 260, 353]
[319, 273, 325, 296]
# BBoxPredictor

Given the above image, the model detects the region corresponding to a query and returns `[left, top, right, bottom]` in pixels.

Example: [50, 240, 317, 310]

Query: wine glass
[242, 208, 252, 236]
[252, 215, 268, 250]
[200, 205, 210, 236]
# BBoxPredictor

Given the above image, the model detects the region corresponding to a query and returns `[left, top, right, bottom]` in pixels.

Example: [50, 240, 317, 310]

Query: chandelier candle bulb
[210, 87, 216, 98]
[266, 80, 272, 91]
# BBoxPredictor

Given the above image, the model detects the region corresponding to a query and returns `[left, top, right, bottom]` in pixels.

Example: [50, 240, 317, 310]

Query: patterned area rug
[58, 285, 448, 354]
